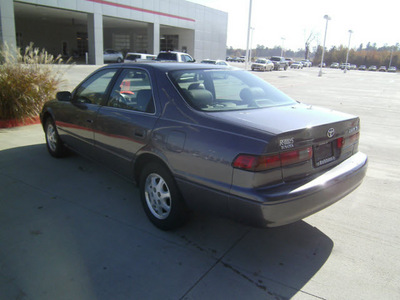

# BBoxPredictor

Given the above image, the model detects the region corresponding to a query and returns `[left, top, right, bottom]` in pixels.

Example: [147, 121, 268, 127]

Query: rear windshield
[157, 53, 177, 60]
[126, 54, 140, 60]
[168, 69, 296, 112]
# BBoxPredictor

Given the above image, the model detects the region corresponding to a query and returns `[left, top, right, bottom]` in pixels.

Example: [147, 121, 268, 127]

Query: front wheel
[45, 118, 67, 158]
[139, 163, 188, 230]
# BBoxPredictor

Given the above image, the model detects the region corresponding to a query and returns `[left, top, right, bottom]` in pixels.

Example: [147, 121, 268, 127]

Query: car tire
[117, 58, 122, 63]
[45, 118, 67, 158]
[139, 162, 188, 230]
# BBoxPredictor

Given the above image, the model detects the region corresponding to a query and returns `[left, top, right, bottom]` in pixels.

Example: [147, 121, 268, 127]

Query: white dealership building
[0, 0, 227, 64]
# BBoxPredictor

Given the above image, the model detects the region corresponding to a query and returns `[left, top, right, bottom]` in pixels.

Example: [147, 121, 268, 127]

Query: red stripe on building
[86, 0, 195, 22]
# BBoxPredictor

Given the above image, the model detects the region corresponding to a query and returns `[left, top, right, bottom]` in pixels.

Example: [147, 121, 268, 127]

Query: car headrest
[136, 89, 153, 112]
[186, 89, 213, 108]
[188, 83, 205, 90]
[240, 87, 265, 102]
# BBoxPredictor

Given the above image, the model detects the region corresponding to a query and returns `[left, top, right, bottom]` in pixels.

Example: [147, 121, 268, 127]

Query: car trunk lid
[210, 103, 360, 181]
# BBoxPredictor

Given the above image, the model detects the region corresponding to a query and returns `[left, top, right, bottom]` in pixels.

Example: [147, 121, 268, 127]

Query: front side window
[73, 69, 118, 105]
[107, 69, 155, 113]
[169, 69, 296, 112]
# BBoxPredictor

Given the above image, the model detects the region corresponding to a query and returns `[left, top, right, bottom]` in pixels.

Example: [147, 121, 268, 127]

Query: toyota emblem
[327, 128, 335, 138]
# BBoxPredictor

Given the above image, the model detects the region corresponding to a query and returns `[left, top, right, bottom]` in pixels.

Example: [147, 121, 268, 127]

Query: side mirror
[56, 91, 72, 102]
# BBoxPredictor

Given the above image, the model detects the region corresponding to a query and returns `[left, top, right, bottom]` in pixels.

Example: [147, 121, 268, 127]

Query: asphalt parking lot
[1, 63, 399, 299]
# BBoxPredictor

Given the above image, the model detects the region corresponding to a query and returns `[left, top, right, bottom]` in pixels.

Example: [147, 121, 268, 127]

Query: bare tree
[304, 31, 316, 59]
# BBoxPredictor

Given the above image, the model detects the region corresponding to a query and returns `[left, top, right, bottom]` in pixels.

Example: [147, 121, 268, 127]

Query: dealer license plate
[314, 142, 336, 167]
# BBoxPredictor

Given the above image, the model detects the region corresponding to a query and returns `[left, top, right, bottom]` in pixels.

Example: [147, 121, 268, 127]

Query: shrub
[0, 43, 70, 122]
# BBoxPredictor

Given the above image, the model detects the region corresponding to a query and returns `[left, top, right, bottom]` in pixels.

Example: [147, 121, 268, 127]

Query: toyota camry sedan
[40, 63, 367, 230]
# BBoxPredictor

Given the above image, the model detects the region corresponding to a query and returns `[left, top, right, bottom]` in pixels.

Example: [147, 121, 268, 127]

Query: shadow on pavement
[0, 144, 333, 299]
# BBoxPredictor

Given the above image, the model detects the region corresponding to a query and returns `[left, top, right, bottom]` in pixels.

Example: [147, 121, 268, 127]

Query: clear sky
[188, 0, 398, 51]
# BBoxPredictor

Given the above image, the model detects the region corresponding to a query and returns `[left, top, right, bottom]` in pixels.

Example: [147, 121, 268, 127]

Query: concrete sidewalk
[1, 66, 399, 299]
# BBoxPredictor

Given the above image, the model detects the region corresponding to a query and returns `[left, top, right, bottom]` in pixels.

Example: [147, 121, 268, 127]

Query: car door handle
[134, 129, 146, 138]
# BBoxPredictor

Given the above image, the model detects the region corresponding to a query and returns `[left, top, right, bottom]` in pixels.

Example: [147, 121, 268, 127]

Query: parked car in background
[156, 51, 195, 62]
[103, 49, 123, 63]
[201, 59, 229, 66]
[330, 62, 339, 68]
[300, 59, 312, 67]
[350, 64, 357, 70]
[318, 62, 326, 68]
[388, 66, 397, 72]
[40, 63, 367, 230]
[291, 61, 303, 69]
[270, 56, 289, 70]
[369, 65, 377, 71]
[124, 53, 156, 63]
[340, 63, 351, 70]
[358, 65, 367, 71]
[285, 58, 294, 66]
[378, 66, 387, 72]
[251, 58, 274, 71]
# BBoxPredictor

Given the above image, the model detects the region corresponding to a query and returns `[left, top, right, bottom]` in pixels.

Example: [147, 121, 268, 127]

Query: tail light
[233, 147, 312, 172]
[337, 132, 360, 149]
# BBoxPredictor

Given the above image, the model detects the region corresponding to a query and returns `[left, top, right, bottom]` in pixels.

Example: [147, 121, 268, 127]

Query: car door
[57, 68, 119, 155]
[93, 68, 159, 178]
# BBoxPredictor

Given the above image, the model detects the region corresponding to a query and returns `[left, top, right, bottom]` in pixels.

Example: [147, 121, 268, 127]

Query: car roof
[102, 62, 232, 72]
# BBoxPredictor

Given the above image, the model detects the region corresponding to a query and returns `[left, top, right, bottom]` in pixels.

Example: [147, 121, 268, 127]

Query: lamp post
[344, 30, 353, 73]
[245, 0, 253, 70]
[319, 15, 331, 77]
[281, 37, 285, 57]
[249, 27, 255, 65]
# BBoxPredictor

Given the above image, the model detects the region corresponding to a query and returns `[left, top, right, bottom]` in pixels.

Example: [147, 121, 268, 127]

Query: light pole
[281, 37, 285, 57]
[249, 27, 255, 64]
[245, 0, 253, 70]
[344, 30, 353, 73]
[319, 15, 331, 77]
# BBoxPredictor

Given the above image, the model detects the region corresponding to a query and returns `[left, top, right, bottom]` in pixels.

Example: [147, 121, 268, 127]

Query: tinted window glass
[107, 69, 155, 113]
[157, 53, 177, 60]
[169, 69, 296, 112]
[74, 69, 118, 105]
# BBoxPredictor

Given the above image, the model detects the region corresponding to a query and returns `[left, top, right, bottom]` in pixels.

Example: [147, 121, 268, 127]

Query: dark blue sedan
[40, 63, 367, 230]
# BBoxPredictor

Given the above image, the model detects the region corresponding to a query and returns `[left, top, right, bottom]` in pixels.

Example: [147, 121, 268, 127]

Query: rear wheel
[139, 163, 188, 230]
[45, 118, 67, 158]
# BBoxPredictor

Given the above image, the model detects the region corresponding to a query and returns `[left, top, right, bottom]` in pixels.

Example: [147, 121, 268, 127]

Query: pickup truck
[270, 56, 289, 70]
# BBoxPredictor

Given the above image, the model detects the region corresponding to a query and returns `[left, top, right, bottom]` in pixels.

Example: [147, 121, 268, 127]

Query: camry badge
[327, 128, 335, 138]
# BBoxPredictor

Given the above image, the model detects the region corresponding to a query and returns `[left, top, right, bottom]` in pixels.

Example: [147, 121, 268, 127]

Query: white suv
[156, 51, 195, 62]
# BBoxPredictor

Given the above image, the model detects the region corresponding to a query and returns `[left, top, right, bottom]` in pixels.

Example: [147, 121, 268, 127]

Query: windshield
[255, 59, 266, 63]
[168, 69, 296, 112]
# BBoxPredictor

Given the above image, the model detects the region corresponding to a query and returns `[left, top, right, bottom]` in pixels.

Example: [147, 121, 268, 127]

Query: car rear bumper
[227, 152, 368, 227]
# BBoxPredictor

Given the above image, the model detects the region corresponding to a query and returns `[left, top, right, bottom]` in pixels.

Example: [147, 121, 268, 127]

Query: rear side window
[107, 69, 155, 113]
[169, 69, 296, 112]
